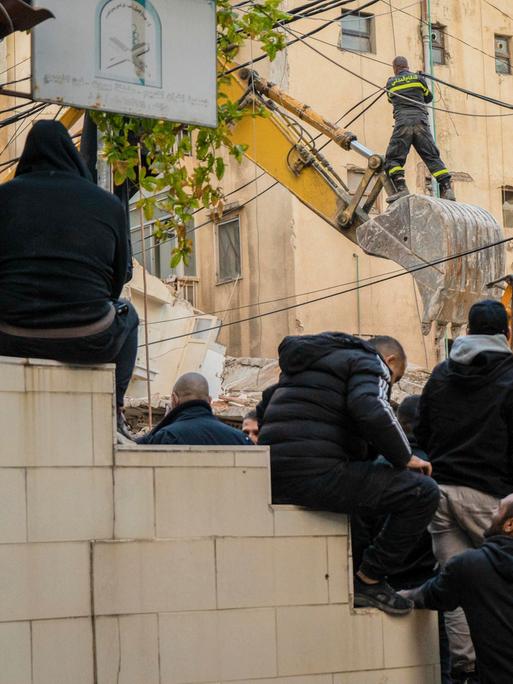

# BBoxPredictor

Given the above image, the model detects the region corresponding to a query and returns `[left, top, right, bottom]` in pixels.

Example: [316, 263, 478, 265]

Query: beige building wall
[195, 0, 513, 368]
[0, 357, 441, 683]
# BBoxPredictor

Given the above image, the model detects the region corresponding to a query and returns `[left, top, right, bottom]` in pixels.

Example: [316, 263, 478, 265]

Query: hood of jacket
[482, 535, 513, 582]
[15, 120, 92, 179]
[278, 332, 374, 375]
[445, 334, 513, 387]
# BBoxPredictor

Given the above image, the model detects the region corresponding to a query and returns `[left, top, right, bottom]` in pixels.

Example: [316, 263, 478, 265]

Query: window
[340, 11, 374, 54]
[431, 25, 446, 65]
[129, 196, 196, 280]
[217, 217, 242, 283]
[495, 35, 511, 74]
[502, 188, 513, 228]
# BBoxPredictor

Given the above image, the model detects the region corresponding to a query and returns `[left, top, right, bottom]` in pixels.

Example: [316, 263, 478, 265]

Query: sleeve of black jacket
[419, 74, 433, 103]
[346, 355, 412, 467]
[111, 199, 130, 300]
[256, 383, 280, 427]
[413, 557, 463, 612]
[415, 373, 434, 451]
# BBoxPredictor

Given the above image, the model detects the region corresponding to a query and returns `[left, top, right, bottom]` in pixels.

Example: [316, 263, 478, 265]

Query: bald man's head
[171, 372, 211, 409]
[392, 56, 409, 74]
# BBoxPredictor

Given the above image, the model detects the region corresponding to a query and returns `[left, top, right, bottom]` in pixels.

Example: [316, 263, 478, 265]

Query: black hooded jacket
[416, 536, 513, 684]
[0, 120, 129, 328]
[258, 332, 411, 480]
[416, 335, 513, 497]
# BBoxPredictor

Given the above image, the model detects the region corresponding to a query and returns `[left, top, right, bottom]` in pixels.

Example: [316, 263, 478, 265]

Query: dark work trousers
[384, 121, 450, 183]
[0, 300, 139, 407]
[272, 460, 440, 580]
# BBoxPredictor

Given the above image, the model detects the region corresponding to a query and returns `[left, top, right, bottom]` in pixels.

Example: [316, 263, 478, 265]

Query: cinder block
[93, 394, 115, 466]
[0, 393, 94, 466]
[32, 618, 94, 684]
[383, 611, 440, 668]
[273, 506, 348, 537]
[327, 536, 349, 604]
[0, 469, 27, 543]
[0, 361, 25, 392]
[0, 542, 90, 622]
[96, 614, 160, 684]
[27, 468, 113, 542]
[234, 448, 269, 467]
[116, 446, 235, 467]
[0, 622, 31, 684]
[156, 468, 273, 537]
[276, 605, 384, 675]
[216, 537, 328, 609]
[159, 608, 277, 683]
[114, 468, 155, 539]
[25, 363, 114, 394]
[334, 665, 438, 683]
[93, 540, 216, 615]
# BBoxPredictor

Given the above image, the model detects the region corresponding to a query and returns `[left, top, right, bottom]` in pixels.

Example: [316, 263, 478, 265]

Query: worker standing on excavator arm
[385, 55, 455, 203]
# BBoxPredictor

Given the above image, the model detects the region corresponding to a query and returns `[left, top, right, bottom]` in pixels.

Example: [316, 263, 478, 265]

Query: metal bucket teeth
[356, 195, 505, 335]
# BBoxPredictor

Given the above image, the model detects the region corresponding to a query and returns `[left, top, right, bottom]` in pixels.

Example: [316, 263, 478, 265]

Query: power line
[139, 235, 512, 347]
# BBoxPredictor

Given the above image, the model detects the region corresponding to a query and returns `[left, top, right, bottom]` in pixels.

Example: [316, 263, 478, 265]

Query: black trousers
[273, 460, 440, 580]
[385, 121, 450, 183]
[0, 300, 139, 407]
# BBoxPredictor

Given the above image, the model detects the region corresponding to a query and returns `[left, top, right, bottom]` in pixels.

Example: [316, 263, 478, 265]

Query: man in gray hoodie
[416, 299, 513, 682]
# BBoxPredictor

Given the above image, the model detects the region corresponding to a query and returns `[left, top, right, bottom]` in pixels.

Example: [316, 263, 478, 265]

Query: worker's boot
[386, 177, 410, 204]
[439, 178, 456, 201]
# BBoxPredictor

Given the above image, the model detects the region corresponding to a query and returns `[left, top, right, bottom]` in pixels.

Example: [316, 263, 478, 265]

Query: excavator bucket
[356, 195, 505, 337]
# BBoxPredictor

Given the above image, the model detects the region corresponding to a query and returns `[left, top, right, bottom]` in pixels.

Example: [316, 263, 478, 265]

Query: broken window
[217, 217, 242, 283]
[502, 187, 513, 228]
[495, 35, 511, 74]
[431, 25, 446, 65]
[340, 11, 374, 54]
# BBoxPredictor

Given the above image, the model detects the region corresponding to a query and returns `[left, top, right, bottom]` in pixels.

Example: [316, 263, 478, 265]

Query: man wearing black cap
[416, 299, 513, 683]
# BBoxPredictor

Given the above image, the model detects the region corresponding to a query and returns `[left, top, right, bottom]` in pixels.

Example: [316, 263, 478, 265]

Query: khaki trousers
[429, 484, 500, 674]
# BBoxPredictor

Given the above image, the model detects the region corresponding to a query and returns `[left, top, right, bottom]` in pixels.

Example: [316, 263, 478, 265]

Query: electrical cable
[138, 235, 512, 347]
[420, 71, 513, 111]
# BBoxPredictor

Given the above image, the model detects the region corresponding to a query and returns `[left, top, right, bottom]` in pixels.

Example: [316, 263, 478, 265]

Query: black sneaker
[354, 577, 414, 615]
[117, 409, 135, 443]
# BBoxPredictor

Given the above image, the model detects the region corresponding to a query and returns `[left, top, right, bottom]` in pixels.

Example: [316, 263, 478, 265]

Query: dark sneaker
[117, 409, 135, 443]
[386, 188, 410, 204]
[451, 669, 479, 684]
[354, 577, 414, 615]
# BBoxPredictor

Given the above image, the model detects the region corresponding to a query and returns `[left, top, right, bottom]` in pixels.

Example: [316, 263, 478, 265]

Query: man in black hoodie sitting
[402, 493, 513, 684]
[416, 299, 513, 682]
[258, 333, 439, 615]
[0, 121, 138, 435]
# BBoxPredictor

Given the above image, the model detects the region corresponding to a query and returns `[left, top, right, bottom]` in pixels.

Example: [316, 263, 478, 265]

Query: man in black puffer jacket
[258, 332, 439, 615]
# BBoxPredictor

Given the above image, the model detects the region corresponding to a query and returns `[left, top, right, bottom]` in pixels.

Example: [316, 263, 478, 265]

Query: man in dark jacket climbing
[416, 299, 513, 682]
[385, 55, 455, 202]
[0, 121, 138, 433]
[138, 372, 252, 446]
[258, 333, 439, 615]
[402, 493, 513, 684]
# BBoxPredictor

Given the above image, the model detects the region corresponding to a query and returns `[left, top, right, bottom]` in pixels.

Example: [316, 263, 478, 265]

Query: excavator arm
[225, 65, 506, 339]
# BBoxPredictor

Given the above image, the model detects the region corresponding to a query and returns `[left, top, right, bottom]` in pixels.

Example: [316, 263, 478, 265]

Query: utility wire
[139, 236, 512, 347]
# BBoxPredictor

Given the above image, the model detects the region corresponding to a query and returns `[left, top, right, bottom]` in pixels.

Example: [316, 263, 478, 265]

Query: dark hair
[468, 299, 508, 336]
[397, 395, 420, 425]
[244, 409, 258, 421]
[368, 335, 406, 361]
[393, 55, 409, 70]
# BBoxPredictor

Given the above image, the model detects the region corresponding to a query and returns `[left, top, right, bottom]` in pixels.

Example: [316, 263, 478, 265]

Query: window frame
[215, 215, 243, 285]
[495, 34, 511, 75]
[502, 186, 513, 229]
[431, 24, 446, 65]
[339, 10, 375, 54]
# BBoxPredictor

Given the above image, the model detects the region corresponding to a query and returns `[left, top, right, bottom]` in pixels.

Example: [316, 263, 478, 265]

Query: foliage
[92, 0, 289, 267]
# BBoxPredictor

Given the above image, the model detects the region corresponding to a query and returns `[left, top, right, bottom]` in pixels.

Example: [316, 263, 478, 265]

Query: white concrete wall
[0, 359, 440, 683]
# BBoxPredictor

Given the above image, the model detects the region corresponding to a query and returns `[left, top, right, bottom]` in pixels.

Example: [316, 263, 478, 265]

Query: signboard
[32, 0, 217, 127]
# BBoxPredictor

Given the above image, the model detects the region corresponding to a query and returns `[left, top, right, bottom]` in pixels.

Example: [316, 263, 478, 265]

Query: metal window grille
[431, 25, 446, 65]
[502, 188, 513, 228]
[340, 11, 374, 54]
[217, 217, 242, 283]
[495, 35, 511, 75]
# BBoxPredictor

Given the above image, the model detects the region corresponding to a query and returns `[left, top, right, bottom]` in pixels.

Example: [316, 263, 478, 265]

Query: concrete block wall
[0, 358, 440, 684]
